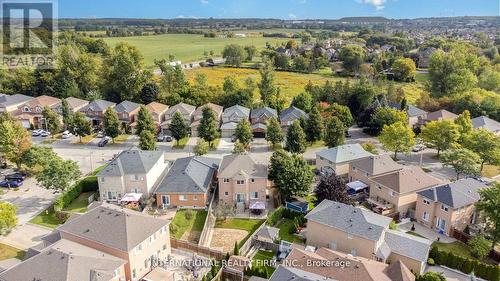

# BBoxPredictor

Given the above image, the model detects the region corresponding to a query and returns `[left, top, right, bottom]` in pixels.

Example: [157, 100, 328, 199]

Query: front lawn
[71, 134, 96, 144]
[64, 192, 94, 213]
[276, 219, 305, 244]
[170, 209, 208, 240]
[0, 243, 25, 260]
[215, 218, 265, 247]
[252, 250, 276, 275]
[308, 140, 325, 149]
[433, 241, 475, 260]
[112, 134, 130, 144]
[209, 138, 220, 151]
[29, 206, 65, 229]
[483, 165, 500, 178]
[173, 137, 189, 149]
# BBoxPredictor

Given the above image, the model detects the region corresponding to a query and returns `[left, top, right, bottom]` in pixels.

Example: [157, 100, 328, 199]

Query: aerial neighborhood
[0, 4, 499, 281]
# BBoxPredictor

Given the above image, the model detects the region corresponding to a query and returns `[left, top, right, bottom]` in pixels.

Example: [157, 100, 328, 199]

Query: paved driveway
[0, 224, 51, 249]
[217, 138, 234, 153]
[0, 178, 59, 225]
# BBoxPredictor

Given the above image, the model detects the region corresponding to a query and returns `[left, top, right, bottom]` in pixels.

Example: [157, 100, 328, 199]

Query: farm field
[103, 34, 290, 67]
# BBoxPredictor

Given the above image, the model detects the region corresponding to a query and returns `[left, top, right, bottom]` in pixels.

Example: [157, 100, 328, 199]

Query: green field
[103, 34, 290, 68]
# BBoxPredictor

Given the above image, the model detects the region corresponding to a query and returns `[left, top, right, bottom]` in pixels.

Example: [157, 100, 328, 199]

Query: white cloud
[200, 0, 209, 4]
[356, 0, 387, 10]
[288, 13, 297, 19]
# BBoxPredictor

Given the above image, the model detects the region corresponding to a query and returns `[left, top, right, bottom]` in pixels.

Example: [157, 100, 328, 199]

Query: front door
[236, 193, 246, 203]
[436, 217, 446, 231]
[161, 195, 170, 208]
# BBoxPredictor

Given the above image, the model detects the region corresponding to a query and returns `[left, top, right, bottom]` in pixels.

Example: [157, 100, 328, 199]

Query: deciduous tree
[339, 45, 366, 73]
[269, 150, 313, 201]
[42, 106, 62, 135]
[463, 129, 500, 171]
[476, 183, 500, 248]
[265, 117, 284, 148]
[378, 122, 416, 159]
[69, 112, 92, 143]
[454, 110, 473, 143]
[285, 121, 307, 154]
[194, 139, 209, 156]
[103, 108, 121, 143]
[314, 172, 353, 206]
[222, 44, 246, 67]
[305, 106, 324, 143]
[35, 157, 81, 191]
[0, 118, 31, 169]
[420, 120, 460, 156]
[235, 119, 253, 148]
[324, 116, 345, 148]
[392, 57, 416, 82]
[440, 148, 480, 180]
[0, 202, 17, 235]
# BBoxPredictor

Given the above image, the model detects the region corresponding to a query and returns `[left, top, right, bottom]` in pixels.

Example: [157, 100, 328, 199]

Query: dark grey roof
[251, 107, 278, 119]
[80, 99, 116, 112]
[270, 265, 336, 281]
[255, 226, 279, 241]
[471, 116, 500, 133]
[114, 100, 140, 113]
[155, 156, 220, 194]
[57, 203, 168, 252]
[279, 106, 307, 122]
[96, 149, 164, 177]
[223, 105, 250, 118]
[218, 154, 268, 179]
[387, 103, 427, 117]
[316, 144, 372, 164]
[417, 178, 487, 209]
[0, 94, 33, 107]
[305, 200, 392, 241]
[384, 230, 431, 262]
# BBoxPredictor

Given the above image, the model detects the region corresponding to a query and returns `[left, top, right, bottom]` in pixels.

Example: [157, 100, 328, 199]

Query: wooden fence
[170, 238, 225, 261]
[450, 228, 500, 263]
[199, 189, 217, 246]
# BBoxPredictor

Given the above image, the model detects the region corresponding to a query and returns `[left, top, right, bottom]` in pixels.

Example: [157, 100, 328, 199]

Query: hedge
[266, 207, 305, 226]
[54, 175, 98, 211]
[429, 246, 500, 281]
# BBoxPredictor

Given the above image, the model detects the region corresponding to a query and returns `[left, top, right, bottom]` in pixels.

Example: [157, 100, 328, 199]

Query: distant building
[279, 106, 308, 130]
[79, 99, 116, 127]
[250, 107, 278, 138]
[13, 95, 61, 128]
[0, 94, 33, 113]
[52, 97, 89, 115]
[114, 100, 141, 132]
[471, 116, 500, 135]
[190, 103, 223, 137]
[316, 144, 372, 177]
[221, 105, 250, 138]
[161, 102, 196, 135]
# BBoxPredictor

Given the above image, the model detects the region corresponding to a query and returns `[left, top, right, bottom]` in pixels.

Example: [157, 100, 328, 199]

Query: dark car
[5, 172, 27, 182]
[164, 136, 173, 142]
[344, 131, 352, 138]
[230, 135, 237, 143]
[98, 137, 110, 147]
[0, 180, 23, 188]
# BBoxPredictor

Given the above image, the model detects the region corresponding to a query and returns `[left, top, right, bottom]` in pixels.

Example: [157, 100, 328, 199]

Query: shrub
[184, 209, 194, 220]
[468, 235, 493, 260]
[266, 207, 284, 226]
[427, 258, 435, 265]
[169, 223, 178, 235]
[389, 220, 398, 230]
[54, 210, 70, 222]
[53, 175, 98, 211]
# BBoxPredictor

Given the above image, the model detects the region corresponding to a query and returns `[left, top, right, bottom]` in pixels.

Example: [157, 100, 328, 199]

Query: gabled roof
[64, 97, 89, 110]
[387, 103, 427, 117]
[155, 156, 220, 194]
[165, 102, 196, 116]
[218, 154, 267, 179]
[279, 106, 307, 122]
[270, 265, 336, 281]
[316, 144, 372, 164]
[96, 149, 164, 177]
[384, 230, 432, 263]
[417, 178, 487, 209]
[384, 260, 415, 281]
[305, 200, 392, 241]
[0, 94, 33, 107]
[146, 101, 169, 114]
[426, 109, 458, 121]
[250, 107, 278, 120]
[114, 100, 140, 113]
[193, 103, 223, 119]
[255, 226, 279, 241]
[223, 105, 250, 118]
[80, 99, 116, 112]
[370, 166, 442, 194]
[57, 202, 168, 252]
[471, 116, 500, 133]
[22, 95, 61, 108]
[0, 239, 126, 281]
[350, 154, 402, 176]
[220, 121, 239, 130]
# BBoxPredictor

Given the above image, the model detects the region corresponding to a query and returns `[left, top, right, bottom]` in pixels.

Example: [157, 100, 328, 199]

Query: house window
[107, 192, 117, 201]
[251, 178, 255, 183]
[144, 259, 149, 269]
[22, 106, 30, 112]
[100, 177, 105, 182]
[365, 172, 369, 177]
[423, 199, 430, 205]
[329, 242, 337, 250]
[223, 178, 230, 183]
[224, 192, 229, 196]
[163, 244, 167, 250]
[347, 234, 352, 240]
[377, 185, 382, 190]
[352, 166, 356, 171]
[251, 192, 258, 199]
[179, 195, 188, 201]
[132, 269, 137, 279]
[441, 205, 449, 212]
[193, 195, 198, 201]
[237, 180, 245, 185]
[351, 249, 357, 256]
[422, 211, 429, 221]
[114, 270, 119, 277]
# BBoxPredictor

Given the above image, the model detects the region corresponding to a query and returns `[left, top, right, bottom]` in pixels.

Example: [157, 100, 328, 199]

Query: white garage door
[21, 120, 30, 128]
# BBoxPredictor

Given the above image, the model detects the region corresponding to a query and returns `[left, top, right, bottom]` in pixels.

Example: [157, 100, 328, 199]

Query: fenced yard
[170, 209, 208, 243]
[210, 218, 265, 253]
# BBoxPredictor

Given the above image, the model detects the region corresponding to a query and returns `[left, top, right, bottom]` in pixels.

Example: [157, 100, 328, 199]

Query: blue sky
[58, 0, 498, 19]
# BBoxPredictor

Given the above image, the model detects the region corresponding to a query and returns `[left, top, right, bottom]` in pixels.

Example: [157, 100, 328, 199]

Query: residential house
[14, 95, 61, 128]
[0, 239, 127, 281]
[218, 154, 270, 210]
[52, 97, 89, 114]
[160, 102, 196, 135]
[96, 149, 168, 202]
[415, 178, 488, 235]
[130, 102, 169, 133]
[348, 154, 403, 184]
[388, 102, 427, 128]
[425, 109, 458, 122]
[190, 103, 223, 137]
[79, 99, 116, 127]
[0, 94, 33, 113]
[56, 202, 171, 281]
[270, 266, 335, 281]
[279, 106, 308, 130]
[250, 107, 278, 138]
[471, 116, 500, 135]
[278, 246, 415, 281]
[316, 144, 372, 177]
[154, 156, 220, 209]
[368, 166, 442, 217]
[114, 100, 140, 132]
[305, 200, 432, 274]
[221, 105, 250, 138]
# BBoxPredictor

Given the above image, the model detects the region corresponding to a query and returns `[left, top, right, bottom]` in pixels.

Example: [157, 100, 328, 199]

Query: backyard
[0, 243, 25, 260]
[29, 205, 65, 229]
[252, 250, 276, 276]
[211, 218, 265, 252]
[276, 219, 305, 244]
[170, 209, 208, 243]
[63, 192, 95, 213]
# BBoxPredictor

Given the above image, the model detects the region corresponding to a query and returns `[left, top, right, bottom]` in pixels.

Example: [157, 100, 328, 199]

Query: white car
[40, 130, 51, 137]
[31, 129, 43, 137]
[96, 131, 105, 138]
[61, 131, 73, 139]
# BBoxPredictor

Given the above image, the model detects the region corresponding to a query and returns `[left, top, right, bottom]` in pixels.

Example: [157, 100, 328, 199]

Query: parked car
[412, 144, 426, 152]
[61, 130, 73, 139]
[157, 135, 173, 142]
[5, 172, 27, 181]
[0, 180, 23, 188]
[230, 135, 237, 142]
[31, 129, 43, 137]
[344, 131, 352, 138]
[98, 136, 111, 147]
[40, 130, 51, 137]
[96, 131, 105, 138]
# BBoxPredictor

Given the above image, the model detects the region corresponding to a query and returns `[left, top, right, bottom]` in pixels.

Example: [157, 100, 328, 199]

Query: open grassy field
[186, 66, 345, 103]
[103, 34, 290, 68]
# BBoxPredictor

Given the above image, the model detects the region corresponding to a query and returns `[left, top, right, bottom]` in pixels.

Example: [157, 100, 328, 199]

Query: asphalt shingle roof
[350, 154, 402, 176]
[279, 106, 307, 122]
[370, 166, 441, 194]
[0, 94, 33, 107]
[316, 144, 372, 164]
[223, 105, 250, 119]
[80, 99, 116, 112]
[166, 102, 196, 116]
[96, 149, 164, 177]
[384, 230, 432, 262]
[417, 178, 487, 209]
[471, 116, 500, 133]
[155, 156, 220, 194]
[250, 107, 278, 119]
[114, 100, 140, 113]
[270, 265, 336, 281]
[305, 200, 392, 241]
[218, 154, 268, 179]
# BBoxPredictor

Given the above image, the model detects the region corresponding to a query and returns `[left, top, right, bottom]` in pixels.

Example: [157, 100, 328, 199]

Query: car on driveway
[40, 130, 51, 137]
[96, 131, 105, 138]
[98, 136, 111, 147]
[0, 179, 23, 188]
[61, 130, 73, 139]
[157, 134, 173, 142]
[31, 129, 43, 137]
[5, 172, 27, 181]
[412, 144, 426, 152]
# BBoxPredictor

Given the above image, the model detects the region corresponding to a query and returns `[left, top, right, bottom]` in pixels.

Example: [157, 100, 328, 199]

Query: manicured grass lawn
[170, 209, 208, 239]
[173, 137, 189, 149]
[308, 140, 326, 149]
[112, 134, 130, 144]
[63, 192, 94, 213]
[29, 206, 64, 229]
[433, 241, 475, 260]
[72, 134, 96, 144]
[276, 219, 305, 244]
[103, 33, 290, 67]
[482, 165, 500, 178]
[252, 250, 276, 275]
[215, 218, 265, 247]
[0, 243, 25, 260]
[209, 138, 220, 151]
[415, 72, 430, 83]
